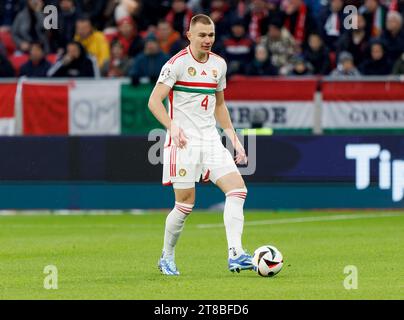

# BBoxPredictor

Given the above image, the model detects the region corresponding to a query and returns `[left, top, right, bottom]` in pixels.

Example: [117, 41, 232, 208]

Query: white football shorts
[162, 140, 239, 189]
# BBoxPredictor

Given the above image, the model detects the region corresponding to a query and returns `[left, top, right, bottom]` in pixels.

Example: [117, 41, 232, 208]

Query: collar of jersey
[188, 46, 210, 64]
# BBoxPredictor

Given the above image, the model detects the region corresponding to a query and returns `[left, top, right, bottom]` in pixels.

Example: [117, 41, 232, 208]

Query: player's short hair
[190, 14, 214, 28]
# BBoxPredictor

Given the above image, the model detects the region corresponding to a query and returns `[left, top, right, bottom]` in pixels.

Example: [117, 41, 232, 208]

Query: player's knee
[174, 187, 195, 204]
[176, 192, 194, 205]
[231, 176, 247, 194]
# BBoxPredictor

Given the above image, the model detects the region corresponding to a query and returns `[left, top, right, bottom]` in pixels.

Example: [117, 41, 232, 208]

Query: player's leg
[159, 185, 195, 276]
[215, 171, 246, 193]
[205, 144, 252, 272]
[163, 185, 195, 259]
[215, 172, 252, 272]
[160, 144, 202, 275]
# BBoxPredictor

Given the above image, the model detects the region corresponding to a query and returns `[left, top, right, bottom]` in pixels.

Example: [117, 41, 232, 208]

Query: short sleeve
[157, 62, 178, 88]
[216, 60, 227, 92]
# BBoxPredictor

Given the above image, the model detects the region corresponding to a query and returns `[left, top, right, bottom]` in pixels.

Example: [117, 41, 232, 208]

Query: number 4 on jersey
[201, 96, 209, 111]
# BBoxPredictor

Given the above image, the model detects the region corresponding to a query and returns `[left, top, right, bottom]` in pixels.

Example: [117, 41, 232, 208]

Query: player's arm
[148, 83, 187, 148]
[148, 83, 172, 130]
[215, 90, 247, 164]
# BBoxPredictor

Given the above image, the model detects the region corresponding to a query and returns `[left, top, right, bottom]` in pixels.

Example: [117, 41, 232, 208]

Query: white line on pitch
[196, 212, 404, 229]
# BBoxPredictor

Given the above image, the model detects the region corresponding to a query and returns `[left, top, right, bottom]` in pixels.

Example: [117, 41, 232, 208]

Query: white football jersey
[157, 46, 227, 146]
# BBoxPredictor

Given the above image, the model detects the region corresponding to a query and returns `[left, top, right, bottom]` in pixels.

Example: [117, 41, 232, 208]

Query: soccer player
[148, 14, 252, 276]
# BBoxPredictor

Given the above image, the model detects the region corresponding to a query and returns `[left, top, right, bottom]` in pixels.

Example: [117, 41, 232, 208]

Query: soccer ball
[252, 245, 283, 277]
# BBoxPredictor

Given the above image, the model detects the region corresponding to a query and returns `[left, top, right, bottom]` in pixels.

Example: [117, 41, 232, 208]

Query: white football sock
[224, 188, 247, 259]
[163, 202, 193, 259]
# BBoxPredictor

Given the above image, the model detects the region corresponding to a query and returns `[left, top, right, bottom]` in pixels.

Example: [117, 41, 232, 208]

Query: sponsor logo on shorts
[188, 67, 196, 77]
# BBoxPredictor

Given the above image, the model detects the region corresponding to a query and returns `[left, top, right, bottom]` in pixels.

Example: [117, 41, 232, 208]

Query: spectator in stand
[156, 20, 185, 56]
[135, 0, 171, 32]
[165, 0, 193, 37]
[187, 0, 204, 14]
[102, 39, 132, 77]
[207, 0, 235, 40]
[245, 44, 278, 76]
[0, 0, 24, 29]
[288, 54, 313, 75]
[74, 15, 110, 69]
[112, 16, 144, 58]
[129, 34, 168, 85]
[330, 51, 361, 77]
[393, 0, 404, 18]
[0, 0, 22, 56]
[11, 0, 50, 54]
[359, 0, 388, 38]
[0, 52, 15, 77]
[244, 0, 270, 42]
[337, 14, 370, 66]
[305, 0, 322, 19]
[102, 0, 120, 29]
[48, 41, 98, 77]
[359, 40, 392, 75]
[318, 0, 347, 52]
[392, 52, 404, 75]
[50, 0, 79, 54]
[380, 11, 404, 63]
[260, 18, 296, 75]
[220, 17, 255, 75]
[19, 42, 51, 77]
[76, 0, 108, 30]
[0, 43, 5, 55]
[114, 0, 142, 25]
[260, 0, 284, 31]
[0, 31, 17, 57]
[281, 0, 318, 50]
[303, 33, 331, 75]
[344, 0, 364, 8]
[44, 0, 59, 5]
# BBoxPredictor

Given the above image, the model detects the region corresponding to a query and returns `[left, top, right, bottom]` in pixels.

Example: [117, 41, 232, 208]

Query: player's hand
[234, 141, 248, 165]
[170, 123, 188, 149]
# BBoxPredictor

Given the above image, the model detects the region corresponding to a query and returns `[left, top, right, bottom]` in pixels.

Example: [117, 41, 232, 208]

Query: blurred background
[2, 0, 404, 79]
[0, 0, 404, 211]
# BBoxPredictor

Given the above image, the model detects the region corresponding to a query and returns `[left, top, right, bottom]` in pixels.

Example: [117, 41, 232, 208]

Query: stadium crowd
[1, 0, 404, 82]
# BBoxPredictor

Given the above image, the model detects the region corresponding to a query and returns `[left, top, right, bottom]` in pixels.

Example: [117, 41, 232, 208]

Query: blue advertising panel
[247, 136, 404, 183]
[0, 136, 403, 209]
[1, 136, 403, 183]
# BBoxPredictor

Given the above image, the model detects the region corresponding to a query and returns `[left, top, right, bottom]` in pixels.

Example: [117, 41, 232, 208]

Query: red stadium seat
[0, 30, 16, 56]
[46, 53, 58, 64]
[8, 54, 29, 75]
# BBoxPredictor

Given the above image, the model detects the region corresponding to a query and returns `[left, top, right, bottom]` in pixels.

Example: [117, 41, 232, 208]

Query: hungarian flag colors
[2, 79, 404, 135]
[13, 80, 162, 135]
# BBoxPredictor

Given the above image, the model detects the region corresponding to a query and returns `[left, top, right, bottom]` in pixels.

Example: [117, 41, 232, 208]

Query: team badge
[188, 67, 196, 76]
[212, 69, 218, 78]
[179, 169, 187, 177]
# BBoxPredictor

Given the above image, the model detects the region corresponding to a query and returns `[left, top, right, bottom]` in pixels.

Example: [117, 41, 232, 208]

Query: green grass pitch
[0, 210, 403, 300]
